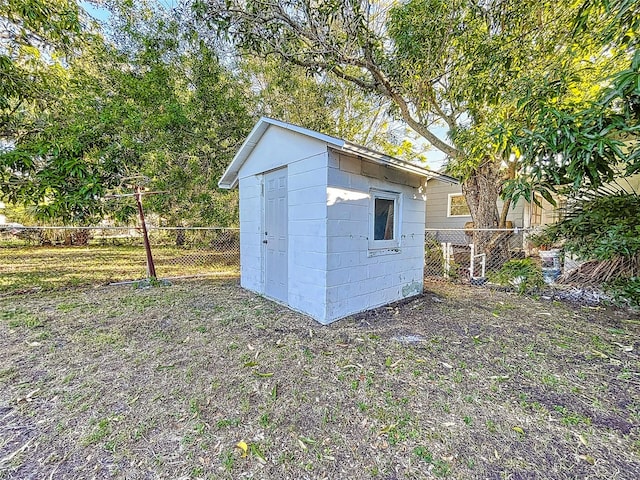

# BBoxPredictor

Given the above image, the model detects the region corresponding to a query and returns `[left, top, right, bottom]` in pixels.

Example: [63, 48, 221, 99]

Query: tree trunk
[175, 227, 185, 247]
[498, 160, 517, 227]
[462, 158, 510, 269]
[462, 159, 501, 229]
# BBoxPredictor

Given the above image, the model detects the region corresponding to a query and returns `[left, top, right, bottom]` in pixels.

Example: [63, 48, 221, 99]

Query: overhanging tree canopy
[193, 0, 615, 253]
[508, 0, 639, 204]
[0, 1, 255, 225]
[0, 0, 84, 136]
[1, 0, 391, 226]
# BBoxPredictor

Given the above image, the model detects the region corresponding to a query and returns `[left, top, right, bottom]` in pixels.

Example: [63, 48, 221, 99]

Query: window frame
[369, 189, 401, 250]
[447, 193, 471, 218]
[530, 194, 543, 226]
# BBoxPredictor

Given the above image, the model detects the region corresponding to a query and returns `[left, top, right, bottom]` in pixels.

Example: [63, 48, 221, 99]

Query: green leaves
[505, 0, 639, 205]
[1, 2, 253, 226]
[0, 0, 84, 128]
[513, 61, 638, 199]
[547, 189, 640, 261]
[540, 186, 640, 306]
[489, 258, 544, 294]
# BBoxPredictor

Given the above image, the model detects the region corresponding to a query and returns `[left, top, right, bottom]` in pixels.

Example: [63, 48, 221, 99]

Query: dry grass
[0, 280, 639, 479]
[0, 245, 239, 293]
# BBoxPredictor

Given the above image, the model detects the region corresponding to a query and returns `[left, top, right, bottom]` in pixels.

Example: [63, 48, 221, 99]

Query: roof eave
[218, 119, 270, 189]
[219, 117, 459, 188]
[339, 143, 458, 185]
[218, 117, 345, 189]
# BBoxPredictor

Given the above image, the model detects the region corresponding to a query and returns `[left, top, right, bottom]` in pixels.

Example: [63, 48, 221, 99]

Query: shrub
[542, 189, 640, 306]
[546, 190, 640, 261]
[490, 258, 544, 294]
[526, 230, 557, 250]
[605, 276, 640, 308]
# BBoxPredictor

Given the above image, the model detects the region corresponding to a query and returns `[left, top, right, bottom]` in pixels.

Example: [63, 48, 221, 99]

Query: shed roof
[218, 117, 458, 189]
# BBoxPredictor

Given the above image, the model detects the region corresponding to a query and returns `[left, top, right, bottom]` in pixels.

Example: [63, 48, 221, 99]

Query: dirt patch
[0, 279, 639, 479]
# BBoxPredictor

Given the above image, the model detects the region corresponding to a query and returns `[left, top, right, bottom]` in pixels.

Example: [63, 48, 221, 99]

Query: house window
[531, 194, 564, 225]
[370, 190, 401, 249]
[448, 194, 470, 217]
[531, 196, 543, 226]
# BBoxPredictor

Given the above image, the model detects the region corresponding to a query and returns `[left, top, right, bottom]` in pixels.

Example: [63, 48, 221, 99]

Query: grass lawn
[0, 280, 639, 479]
[0, 244, 239, 292]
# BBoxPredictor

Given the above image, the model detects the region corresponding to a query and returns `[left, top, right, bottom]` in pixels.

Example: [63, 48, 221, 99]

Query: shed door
[264, 168, 288, 302]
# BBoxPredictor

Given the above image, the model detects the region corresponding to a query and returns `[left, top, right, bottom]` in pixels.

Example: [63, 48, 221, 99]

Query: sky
[80, 1, 179, 23]
[79, 1, 110, 23]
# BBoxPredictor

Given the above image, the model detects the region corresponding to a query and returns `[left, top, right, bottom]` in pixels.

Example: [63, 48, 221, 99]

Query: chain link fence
[424, 228, 530, 282]
[2, 224, 635, 306]
[424, 227, 638, 306]
[0, 226, 239, 291]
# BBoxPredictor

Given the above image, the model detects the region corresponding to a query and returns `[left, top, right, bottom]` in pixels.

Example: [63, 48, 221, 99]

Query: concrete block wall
[236, 127, 436, 324]
[325, 151, 426, 322]
[286, 152, 328, 321]
[238, 175, 263, 293]
[236, 125, 329, 321]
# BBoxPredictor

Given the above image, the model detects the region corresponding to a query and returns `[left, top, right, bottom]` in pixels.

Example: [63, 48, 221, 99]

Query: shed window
[374, 198, 395, 240]
[370, 190, 401, 250]
[448, 194, 471, 217]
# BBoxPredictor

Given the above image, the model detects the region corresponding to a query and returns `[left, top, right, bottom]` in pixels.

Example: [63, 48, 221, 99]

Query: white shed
[219, 117, 456, 324]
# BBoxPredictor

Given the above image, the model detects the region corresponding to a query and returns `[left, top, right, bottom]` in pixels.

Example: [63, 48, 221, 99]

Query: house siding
[425, 180, 526, 228]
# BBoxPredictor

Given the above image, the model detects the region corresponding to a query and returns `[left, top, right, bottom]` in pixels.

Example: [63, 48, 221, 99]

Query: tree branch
[362, 60, 461, 158]
[218, 0, 462, 158]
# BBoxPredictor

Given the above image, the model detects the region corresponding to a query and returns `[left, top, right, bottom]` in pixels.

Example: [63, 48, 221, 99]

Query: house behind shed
[219, 117, 456, 324]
